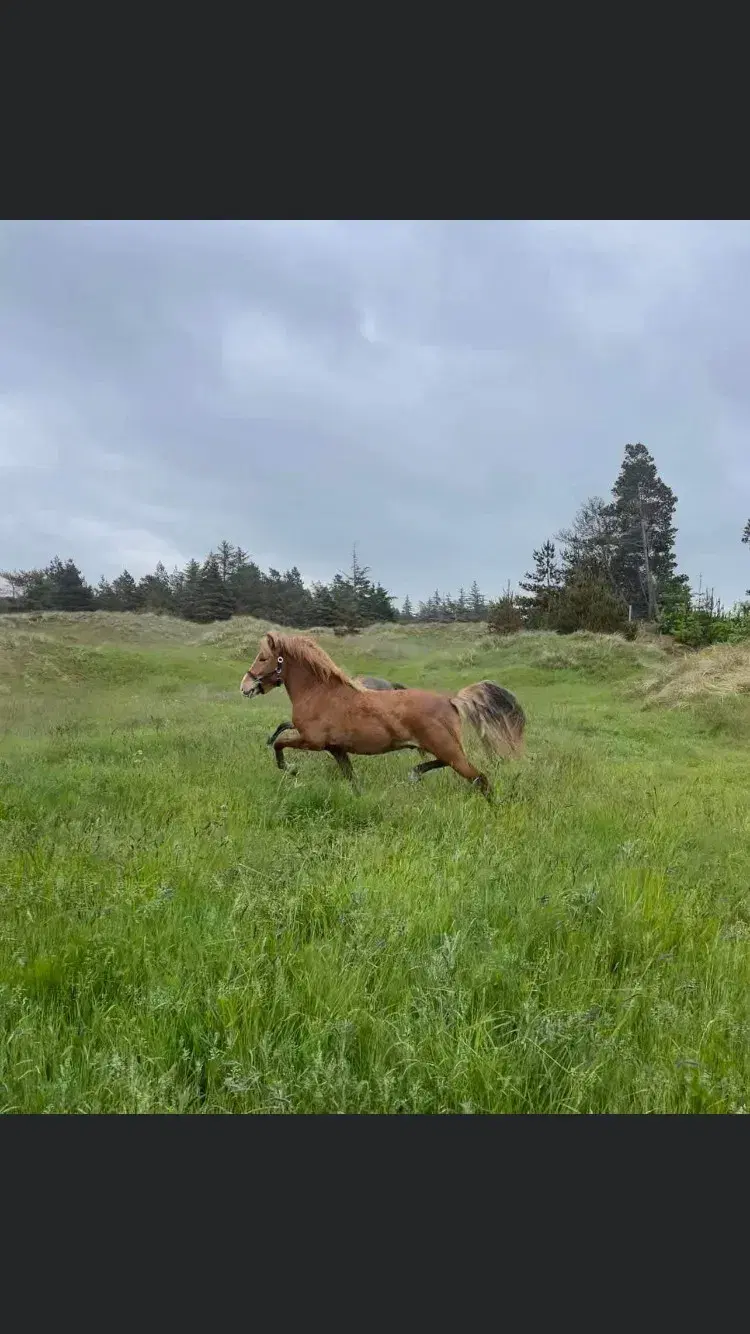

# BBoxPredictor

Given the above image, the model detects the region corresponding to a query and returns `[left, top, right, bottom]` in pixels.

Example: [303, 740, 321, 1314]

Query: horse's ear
[266, 631, 276, 652]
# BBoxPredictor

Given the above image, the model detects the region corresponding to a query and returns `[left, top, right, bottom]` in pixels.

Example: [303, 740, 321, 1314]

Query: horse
[262, 674, 408, 748]
[240, 631, 525, 798]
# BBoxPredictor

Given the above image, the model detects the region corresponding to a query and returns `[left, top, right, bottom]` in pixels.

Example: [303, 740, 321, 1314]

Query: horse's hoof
[408, 770, 421, 784]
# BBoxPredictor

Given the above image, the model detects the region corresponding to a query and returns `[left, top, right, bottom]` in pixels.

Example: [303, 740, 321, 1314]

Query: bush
[660, 604, 750, 649]
[487, 589, 523, 636]
[551, 576, 628, 636]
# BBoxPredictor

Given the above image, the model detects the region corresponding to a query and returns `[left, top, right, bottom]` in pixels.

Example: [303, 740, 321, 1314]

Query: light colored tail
[451, 681, 525, 759]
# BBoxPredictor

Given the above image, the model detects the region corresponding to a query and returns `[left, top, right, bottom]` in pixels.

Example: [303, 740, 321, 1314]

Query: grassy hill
[1, 613, 749, 1113]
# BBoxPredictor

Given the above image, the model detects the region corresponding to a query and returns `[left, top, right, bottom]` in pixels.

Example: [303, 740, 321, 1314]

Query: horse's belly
[329, 720, 402, 754]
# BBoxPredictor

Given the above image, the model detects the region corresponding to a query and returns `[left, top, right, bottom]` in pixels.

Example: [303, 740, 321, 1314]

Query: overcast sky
[2, 219, 750, 606]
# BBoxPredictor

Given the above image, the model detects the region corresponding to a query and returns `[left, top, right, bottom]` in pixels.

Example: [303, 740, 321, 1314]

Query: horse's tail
[451, 681, 525, 758]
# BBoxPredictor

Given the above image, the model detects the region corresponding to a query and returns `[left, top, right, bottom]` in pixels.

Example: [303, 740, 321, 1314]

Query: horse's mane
[269, 634, 366, 690]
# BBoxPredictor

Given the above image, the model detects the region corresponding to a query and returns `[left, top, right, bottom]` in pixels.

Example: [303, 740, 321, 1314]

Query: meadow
[1, 611, 749, 1114]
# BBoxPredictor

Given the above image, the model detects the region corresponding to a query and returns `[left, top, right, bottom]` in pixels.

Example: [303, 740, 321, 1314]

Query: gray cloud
[2, 219, 749, 604]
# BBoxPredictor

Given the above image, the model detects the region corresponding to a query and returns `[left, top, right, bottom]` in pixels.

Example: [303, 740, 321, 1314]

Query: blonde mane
[268, 634, 366, 690]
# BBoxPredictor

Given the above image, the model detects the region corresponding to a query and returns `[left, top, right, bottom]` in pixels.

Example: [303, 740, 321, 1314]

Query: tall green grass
[1, 615, 749, 1112]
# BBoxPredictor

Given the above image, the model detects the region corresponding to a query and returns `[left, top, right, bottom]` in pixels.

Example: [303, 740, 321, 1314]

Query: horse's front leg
[326, 746, 360, 793]
[267, 721, 293, 747]
[272, 728, 317, 773]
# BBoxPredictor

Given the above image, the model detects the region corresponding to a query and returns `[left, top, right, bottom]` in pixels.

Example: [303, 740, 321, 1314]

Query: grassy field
[1, 611, 750, 1113]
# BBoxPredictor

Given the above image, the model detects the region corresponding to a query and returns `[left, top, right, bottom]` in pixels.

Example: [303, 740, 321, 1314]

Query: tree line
[2, 442, 749, 642]
[0, 545, 397, 629]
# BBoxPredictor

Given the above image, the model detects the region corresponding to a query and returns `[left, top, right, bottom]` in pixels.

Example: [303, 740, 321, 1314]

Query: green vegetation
[2, 612, 749, 1114]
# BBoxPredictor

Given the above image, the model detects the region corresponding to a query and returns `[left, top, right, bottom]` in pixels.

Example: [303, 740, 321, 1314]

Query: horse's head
[241, 632, 285, 698]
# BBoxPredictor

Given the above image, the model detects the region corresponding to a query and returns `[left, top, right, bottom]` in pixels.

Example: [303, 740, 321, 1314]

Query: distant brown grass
[639, 642, 750, 708]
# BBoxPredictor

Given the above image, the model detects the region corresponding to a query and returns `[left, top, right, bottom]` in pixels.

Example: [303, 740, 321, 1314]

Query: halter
[250, 654, 284, 688]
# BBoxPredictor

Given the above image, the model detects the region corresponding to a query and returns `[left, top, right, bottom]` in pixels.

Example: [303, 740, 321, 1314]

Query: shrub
[551, 575, 628, 636]
[487, 586, 523, 636]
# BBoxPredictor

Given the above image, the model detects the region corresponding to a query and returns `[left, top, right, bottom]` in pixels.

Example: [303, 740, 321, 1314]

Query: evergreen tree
[216, 540, 235, 583]
[264, 566, 312, 626]
[361, 581, 396, 623]
[743, 520, 750, 594]
[401, 595, 414, 621]
[111, 570, 142, 611]
[310, 581, 337, 627]
[193, 556, 234, 623]
[95, 577, 118, 610]
[176, 559, 202, 620]
[417, 591, 443, 621]
[46, 557, 94, 611]
[469, 581, 486, 621]
[229, 557, 264, 616]
[138, 562, 174, 613]
[609, 442, 679, 620]
[328, 573, 359, 628]
[518, 540, 563, 625]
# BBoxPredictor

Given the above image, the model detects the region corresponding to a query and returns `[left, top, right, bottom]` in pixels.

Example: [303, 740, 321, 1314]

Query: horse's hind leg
[414, 726, 492, 800]
[327, 746, 359, 792]
[409, 759, 447, 783]
[267, 722, 293, 746]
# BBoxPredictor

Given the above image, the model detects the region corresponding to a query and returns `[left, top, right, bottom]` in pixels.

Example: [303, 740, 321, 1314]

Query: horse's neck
[284, 658, 327, 702]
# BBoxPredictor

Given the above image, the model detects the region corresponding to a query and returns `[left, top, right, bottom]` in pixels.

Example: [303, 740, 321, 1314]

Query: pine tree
[310, 581, 337, 627]
[333, 545, 370, 628]
[609, 442, 679, 620]
[176, 559, 202, 620]
[518, 540, 563, 625]
[216, 540, 235, 583]
[267, 567, 312, 626]
[95, 577, 117, 610]
[229, 557, 264, 616]
[361, 581, 396, 623]
[111, 570, 142, 611]
[47, 557, 94, 611]
[193, 556, 234, 623]
[328, 573, 358, 628]
[137, 562, 174, 613]
[401, 595, 414, 621]
[469, 581, 486, 621]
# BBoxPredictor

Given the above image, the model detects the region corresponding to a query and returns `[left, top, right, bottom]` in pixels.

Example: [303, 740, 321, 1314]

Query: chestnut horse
[240, 632, 525, 798]
[262, 674, 407, 748]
